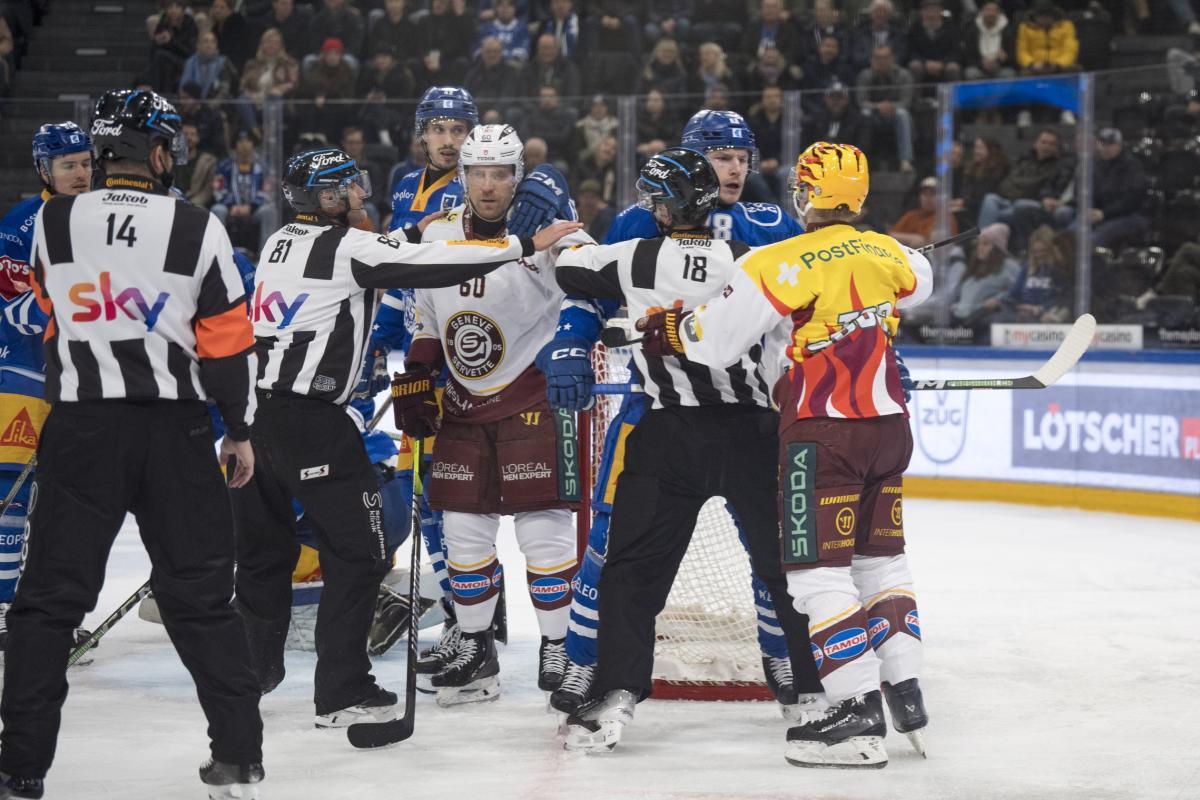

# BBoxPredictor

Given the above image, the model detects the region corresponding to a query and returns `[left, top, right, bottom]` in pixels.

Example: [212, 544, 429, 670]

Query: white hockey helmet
[457, 124, 525, 187]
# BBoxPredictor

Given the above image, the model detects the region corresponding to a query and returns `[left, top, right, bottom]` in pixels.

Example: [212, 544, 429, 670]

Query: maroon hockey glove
[636, 306, 691, 358]
[391, 366, 440, 439]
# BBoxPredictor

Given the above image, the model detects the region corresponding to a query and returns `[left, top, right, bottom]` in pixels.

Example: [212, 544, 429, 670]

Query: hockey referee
[231, 147, 580, 730]
[0, 89, 265, 798]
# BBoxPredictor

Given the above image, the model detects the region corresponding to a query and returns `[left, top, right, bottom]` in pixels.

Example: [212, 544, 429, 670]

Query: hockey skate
[550, 660, 595, 716]
[432, 630, 500, 707]
[881, 678, 929, 757]
[199, 758, 263, 800]
[784, 690, 888, 769]
[415, 600, 462, 693]
[314, 684, 398, 729]
[563, 688, 638, 752]
[762, 655, 798, 709]
[780, 692, 831, 725]
[538, 637, 568, 692]
[0, 772, 43, 799]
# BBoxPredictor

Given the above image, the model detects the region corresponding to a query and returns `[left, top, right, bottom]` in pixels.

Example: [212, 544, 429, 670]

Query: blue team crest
[528, 576, 570, 605]
[868, 616, 890, 650]
[810, 641, 824, 670]
[450, 573, 491, 598]
[905, 610, 921, 638]
[440, 192, 460, 211]
[823, 627, 869, 661]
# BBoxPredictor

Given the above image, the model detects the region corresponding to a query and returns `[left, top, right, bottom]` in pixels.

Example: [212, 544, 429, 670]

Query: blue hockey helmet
[681, 110, 759, 171]
[32, 122, 93, 184]
[413, 86, 479, 137]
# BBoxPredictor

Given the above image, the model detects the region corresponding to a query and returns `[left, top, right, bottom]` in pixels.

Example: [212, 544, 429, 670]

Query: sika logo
[69, 272, 169, 331]
[252, 283, 308, 329]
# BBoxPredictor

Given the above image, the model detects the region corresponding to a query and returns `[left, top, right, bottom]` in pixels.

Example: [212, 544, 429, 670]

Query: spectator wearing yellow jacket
[1017, 0, 1078, 75]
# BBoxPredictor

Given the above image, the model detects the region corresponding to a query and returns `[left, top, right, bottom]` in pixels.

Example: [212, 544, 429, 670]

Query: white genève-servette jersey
[555, 234, 781, 410]
[253, 219, 534, 405]
[412, 208, 594, 396]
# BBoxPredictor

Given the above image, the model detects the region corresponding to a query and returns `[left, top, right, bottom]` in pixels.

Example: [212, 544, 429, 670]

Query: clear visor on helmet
[635, 177, 668, 211]
[167, 129, 189, 166]
[317, 169, 372, 206]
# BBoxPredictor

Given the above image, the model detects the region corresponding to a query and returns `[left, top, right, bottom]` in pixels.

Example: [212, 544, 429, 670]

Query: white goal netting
[587, 342, 767, 695]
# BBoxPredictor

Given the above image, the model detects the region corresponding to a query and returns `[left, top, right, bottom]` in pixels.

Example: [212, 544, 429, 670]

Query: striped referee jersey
[555, 234, 781, 410]
[30, 174, 257, 438]
[253, 218, 535, 406]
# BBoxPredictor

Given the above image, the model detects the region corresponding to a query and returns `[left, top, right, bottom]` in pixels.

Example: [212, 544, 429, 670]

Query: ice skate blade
[416, 673, 436, 694]
[207, 784, 260, 799]
[563, 720, 623, 753]
[435, 675, 500, 707]
[314, 705, 398, 729]
[904, 728, 927, 757]
[785, 736, 888, 769]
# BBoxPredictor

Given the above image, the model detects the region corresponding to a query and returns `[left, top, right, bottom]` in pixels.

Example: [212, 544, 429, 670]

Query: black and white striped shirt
[253, 220, 534, 405]
[555, 234, 776, 410]
[31, 175, 257, 439]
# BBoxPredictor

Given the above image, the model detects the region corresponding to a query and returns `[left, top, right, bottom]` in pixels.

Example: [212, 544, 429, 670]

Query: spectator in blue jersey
[0, 123, 94, 656]
[476, 0, 530, 63]
[212, 130, 276, 252]
[535, 0, 580, 60]
[535, 110, 815, 719]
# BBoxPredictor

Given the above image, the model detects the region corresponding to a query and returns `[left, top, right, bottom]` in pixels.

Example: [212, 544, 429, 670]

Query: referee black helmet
[282, 148, 372, 216]
[636, 147, 720, 230]
[91, 89, 188, 166]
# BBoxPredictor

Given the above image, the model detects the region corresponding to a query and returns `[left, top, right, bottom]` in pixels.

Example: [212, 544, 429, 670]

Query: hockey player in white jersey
[391, 124, 593, 707]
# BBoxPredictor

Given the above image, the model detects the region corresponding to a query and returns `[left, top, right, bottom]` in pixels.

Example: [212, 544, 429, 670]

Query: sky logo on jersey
[868, 616, 890, 650]
[252, 283, 308, 329]
[905, 610, 921, 639]
[823, 627, 869, 661]
[68, 272, 169, 331]
[528, 576, 570, 605]
[810, 641, 824, 671]
[450, 573, 492, 598]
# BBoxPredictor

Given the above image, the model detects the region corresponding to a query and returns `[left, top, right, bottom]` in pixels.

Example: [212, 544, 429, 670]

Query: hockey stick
[916, 226, 979, 255]
[348, 436, 424, 749]
[0, 455, 36, 520]
[910, 313, 1096, 390]
[66, 578, 152, 667]
[368, 396, 394, 431]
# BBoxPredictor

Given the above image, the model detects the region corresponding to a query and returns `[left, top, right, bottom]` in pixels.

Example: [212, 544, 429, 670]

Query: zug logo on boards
[69, 272, 169, 331]
[252, 283, 309, 329]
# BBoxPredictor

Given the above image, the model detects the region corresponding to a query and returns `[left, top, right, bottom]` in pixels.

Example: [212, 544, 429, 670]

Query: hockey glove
[894, 348, 914, 403]
[391, 366, 440, 439]
[534, 335, 595, 411]
[351, 340, 393, 401]
[636, 307, 691, 358]
[508, 164, 576, 237]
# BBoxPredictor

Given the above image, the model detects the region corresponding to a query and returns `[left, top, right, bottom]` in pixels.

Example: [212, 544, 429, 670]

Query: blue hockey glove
[508, 164, 576, 237]
[894, 349, 914, 403]
[534, 335, 595, 411]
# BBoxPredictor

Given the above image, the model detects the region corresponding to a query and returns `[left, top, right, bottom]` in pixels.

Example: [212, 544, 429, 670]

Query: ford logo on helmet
[91, 121, 123, 137]
[311, 152, 347, 169]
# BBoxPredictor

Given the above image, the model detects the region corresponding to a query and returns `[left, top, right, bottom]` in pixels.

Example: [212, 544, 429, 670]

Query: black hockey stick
[0, 455, 35, 520]
[916, 226, 979, 254]
[348, 437, 424, 749]
[67, 578, 152, 667]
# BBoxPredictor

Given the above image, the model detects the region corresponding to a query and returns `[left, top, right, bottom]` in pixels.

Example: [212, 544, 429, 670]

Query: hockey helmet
[458, 124, 524, 220]
[91, 89, 188, 166]
[681, 110, 759, 171]
[282, 148, 372, 215]
[32, 122, 93, 185]
[790, 141, 869, 216]
[636, 147, 720, 230]
[413, 86, 479, 137]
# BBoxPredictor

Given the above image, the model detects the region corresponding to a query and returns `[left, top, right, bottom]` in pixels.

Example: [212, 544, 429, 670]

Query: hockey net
[581, 342, 772, 701]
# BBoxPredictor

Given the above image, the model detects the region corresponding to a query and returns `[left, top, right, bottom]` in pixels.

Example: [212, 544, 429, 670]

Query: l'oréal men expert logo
[446, 311, 504, 378]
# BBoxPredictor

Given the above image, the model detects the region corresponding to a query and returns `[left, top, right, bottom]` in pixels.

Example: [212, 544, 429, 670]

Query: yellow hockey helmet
[791, 142, 869, 215]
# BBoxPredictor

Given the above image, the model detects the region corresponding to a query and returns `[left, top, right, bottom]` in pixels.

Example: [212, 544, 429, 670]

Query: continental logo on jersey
[103, 176, 155, 191]
[446, 237, 508, 248]
[446, 310, 505, 379]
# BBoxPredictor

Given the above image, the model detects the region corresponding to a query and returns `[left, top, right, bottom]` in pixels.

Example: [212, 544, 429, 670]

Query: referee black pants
[0, 401, 263, 779]
[232, 393, 390, 715]
[593, 405, 821, 700]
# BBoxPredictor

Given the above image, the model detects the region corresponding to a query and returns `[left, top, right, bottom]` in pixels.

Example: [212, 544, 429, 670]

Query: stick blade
[347, 716, 414, 749]
[1030, 314, 1096, 388]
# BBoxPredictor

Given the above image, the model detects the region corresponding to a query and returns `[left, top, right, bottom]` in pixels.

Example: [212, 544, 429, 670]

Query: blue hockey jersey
[602, 201, 803, 246]
[388, 167, 465, 233]
[0, 191, 51, 382]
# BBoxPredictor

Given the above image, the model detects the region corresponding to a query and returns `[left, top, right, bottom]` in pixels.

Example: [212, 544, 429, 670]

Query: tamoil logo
[252, 283, 308, 329]
[69, 272, 169, 331]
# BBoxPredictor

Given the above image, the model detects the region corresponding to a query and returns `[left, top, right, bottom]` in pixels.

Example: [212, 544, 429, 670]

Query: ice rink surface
[32, 499, 1200, 800]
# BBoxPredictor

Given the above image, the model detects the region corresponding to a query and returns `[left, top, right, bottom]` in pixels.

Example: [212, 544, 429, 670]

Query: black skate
[432, 630, 500, 707]
[550, 660, 595, 715]
[538, 637, 568, 691]
[199, 758, 264, 800]
[763, 655, 798, 706]
[491, 582, 508, 644]
[314, 684, 398, 729]
[784, 690, 888, 769]
[563, 688, 638, 752]
[415, 600, 462, 693]
[0, 773, 43, 799]
[882, 678, 928, 757]
[235, 600, 288, 695]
